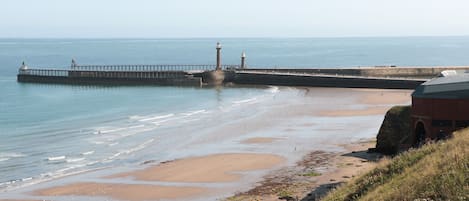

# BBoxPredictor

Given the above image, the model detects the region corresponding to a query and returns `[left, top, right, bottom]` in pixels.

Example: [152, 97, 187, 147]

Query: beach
[0, 87, 411, 201]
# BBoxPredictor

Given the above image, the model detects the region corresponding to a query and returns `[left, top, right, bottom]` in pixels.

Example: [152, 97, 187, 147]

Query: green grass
[277, 189, 294, 197]
[322, 128, 469, 201]
[301, 171, 322, 177]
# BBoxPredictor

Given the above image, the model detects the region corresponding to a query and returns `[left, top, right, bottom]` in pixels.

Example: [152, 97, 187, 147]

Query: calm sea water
[1, 37, 469, 191]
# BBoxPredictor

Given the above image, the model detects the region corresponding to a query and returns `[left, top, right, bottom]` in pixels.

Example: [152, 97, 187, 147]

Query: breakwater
[16, 64, 240, 86]
[237, 66, 469, 79]
[17, 69, 202, 86]
[228, 71, 426, 89]
[17, 65, 469, 89]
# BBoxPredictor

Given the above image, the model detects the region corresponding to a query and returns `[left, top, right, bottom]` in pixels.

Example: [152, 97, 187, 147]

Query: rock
[278, 196, 296, 201]
[375, 105, 412, 155]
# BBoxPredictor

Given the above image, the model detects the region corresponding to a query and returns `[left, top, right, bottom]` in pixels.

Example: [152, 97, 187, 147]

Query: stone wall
[240, 66, 469, 79]
[17, 74, 202, 86]
[231, 72, 424, 89]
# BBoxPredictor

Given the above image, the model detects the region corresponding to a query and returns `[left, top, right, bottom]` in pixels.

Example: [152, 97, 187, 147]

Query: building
[411, 70, 469, 146]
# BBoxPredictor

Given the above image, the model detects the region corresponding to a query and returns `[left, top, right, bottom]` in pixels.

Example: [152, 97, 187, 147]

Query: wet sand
[241, 137, 282, 144]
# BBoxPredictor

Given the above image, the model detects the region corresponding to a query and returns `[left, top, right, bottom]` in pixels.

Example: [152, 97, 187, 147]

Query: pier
[17, 43, 469, 89]
[17, 63, 240, 86]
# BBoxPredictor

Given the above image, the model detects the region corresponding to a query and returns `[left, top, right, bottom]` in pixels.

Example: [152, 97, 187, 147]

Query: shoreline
[0, 87, 411, 201]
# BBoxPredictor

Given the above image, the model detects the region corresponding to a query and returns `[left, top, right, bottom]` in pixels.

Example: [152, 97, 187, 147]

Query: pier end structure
[241, 51, 246, 69]
[201, 42, 226, 85]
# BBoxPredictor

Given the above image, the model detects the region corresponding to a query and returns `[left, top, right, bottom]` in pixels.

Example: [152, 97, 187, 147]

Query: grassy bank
[321, 128, 469, 201]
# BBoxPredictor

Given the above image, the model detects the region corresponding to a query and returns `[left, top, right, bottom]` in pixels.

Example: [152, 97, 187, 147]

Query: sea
[1, 37, 469, 192]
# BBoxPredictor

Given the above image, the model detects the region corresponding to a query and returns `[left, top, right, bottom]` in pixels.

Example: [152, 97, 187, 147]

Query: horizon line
[1, 34, 469, 40]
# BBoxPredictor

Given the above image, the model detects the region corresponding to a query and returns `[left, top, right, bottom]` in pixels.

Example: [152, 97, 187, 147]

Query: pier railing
[18, 64, 241, 79]
[18, 69, 69, 77]
[71, 64, 239, 71]
[18, 64, 241, 76]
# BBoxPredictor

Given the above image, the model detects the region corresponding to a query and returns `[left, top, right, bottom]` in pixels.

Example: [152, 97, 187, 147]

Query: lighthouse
[216, 42, 222, 71]
[241, 51, 246, 69]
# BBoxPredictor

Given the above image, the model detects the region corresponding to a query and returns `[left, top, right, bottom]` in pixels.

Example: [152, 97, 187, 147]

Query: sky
[2, 0, 469, 38]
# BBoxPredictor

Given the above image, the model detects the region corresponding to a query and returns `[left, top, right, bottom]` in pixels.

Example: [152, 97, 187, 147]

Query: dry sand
[319, 106, 390, 117]
[319, 89, 412, 117]
[0, 200, 40, 201]
[35, 182, 209, 201]
[110, 153, 286, 183]
[34, 153, 285, 201]
[354, 89, 412, 105]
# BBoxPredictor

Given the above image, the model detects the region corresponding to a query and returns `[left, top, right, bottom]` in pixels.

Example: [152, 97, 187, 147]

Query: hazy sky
[2, 0, 469, 38]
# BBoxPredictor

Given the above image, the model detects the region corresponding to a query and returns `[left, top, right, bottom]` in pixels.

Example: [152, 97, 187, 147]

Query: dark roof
[412, 71, 469, 99]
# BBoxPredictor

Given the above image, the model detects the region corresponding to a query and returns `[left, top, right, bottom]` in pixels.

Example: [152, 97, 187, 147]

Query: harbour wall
[239, 66, 469, 79]
[228, 72, 424, 89]
[18, 66, 469, 89]
[17, 74, 202, 86]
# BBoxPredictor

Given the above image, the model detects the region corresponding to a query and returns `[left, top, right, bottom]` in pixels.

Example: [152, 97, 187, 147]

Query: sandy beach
[109, 153, 286, 183]
[35, 183, 209, 201]
[319, 89, 411, 117]
[0, 87, 412, 201]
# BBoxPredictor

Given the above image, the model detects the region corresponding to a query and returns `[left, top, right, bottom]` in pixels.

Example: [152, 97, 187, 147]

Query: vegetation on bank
[321, 128, 469, 201]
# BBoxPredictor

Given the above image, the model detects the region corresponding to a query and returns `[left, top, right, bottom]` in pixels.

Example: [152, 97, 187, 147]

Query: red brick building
[411, 71, 469, 146]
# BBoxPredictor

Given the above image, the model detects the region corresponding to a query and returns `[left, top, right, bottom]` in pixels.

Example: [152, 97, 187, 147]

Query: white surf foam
[181, 110, 206, 116]
[21, 177, 33, 182]
[66, 158, 85, 163]
[81, 151, 95, 156]
[267, 86, 280, 94]
[57, 164, 86, 173]
[108, 142, 119, 147]
[122, 138, 155, 154]
[104, 138, 155, 163]
[0, 158, 10, 162]
[0, 152, 26, 158]
[91, 141, 105, 145]
[138, 114, 174, 122]
[233, 97, 258, 105]
[128, 124, 145, 129]
[47, 156, 66, 161]
[93, 127, 127, 135]
[150, 118, 173, 125]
